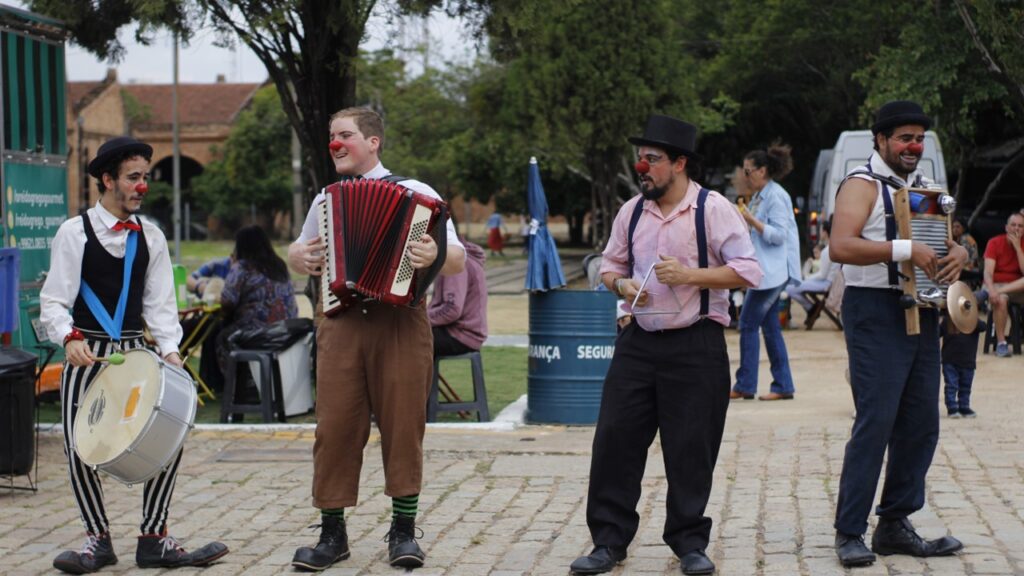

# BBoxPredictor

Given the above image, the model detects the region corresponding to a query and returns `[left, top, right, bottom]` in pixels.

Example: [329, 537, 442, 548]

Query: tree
[454, 0, 725, 247]
[190, 85, 292, 229]
[27, 0, 464, 196]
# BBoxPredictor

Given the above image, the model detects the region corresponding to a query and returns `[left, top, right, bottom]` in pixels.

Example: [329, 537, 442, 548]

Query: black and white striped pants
[60, 333, 183, 536]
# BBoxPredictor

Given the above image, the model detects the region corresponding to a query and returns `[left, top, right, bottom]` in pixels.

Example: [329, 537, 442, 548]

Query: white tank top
[840, 156, 929, 290]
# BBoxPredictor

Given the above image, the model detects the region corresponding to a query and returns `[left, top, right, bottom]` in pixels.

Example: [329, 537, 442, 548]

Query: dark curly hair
[744, 141, 793, 180]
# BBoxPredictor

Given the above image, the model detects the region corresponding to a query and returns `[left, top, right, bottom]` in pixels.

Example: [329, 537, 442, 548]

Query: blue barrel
[527, 290, 617, 424]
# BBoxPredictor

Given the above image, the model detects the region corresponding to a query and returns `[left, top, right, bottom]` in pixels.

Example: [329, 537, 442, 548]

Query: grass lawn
[35, 346, 528, 425]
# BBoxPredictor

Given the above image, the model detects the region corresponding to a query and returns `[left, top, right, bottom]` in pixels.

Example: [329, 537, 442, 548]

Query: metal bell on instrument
[917, 287, 945, 305]
[938, 194, 956, 215]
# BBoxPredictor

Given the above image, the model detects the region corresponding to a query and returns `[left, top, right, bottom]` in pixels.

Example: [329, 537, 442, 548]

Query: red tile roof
[121, 83, 261, 127]
[68, 81, 110, 113]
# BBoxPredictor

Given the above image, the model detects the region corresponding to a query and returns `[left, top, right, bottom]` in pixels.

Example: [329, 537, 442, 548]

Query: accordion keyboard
[317, 199, 342, 314]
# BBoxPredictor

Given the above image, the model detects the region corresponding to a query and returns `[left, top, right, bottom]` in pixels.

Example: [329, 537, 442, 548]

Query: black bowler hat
[871, 100, 932, 135]
[628, 114, 702, 160]
[87, 136, 153, 179]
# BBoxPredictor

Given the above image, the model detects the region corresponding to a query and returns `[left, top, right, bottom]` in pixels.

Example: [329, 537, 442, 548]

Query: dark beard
[641, 182, 668, 201]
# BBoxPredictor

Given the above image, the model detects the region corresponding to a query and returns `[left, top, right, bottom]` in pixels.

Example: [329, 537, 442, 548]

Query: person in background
[187, 256, 231, 299]
[982, 211, 1024, 357]
[802, 244, 822, 279]
[428, 240, 488, 356]
[939, 313, 982, 419]
[486, 212, 506, 256]
[520, 213, 532, 254]
[215, 225, 298, 378]
[952, 216, 981, 284]
[731, 142, 802, 402]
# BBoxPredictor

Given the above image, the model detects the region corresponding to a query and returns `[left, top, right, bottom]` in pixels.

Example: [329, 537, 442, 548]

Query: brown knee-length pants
[312, 300, 433, 509]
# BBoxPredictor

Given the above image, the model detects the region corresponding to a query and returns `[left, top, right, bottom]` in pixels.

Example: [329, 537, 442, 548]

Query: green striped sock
[321, 508, 345, 520]
[392, 494, 419, 519]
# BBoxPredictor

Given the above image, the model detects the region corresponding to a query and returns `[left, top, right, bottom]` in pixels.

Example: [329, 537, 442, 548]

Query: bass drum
[73, 348, 197, 485]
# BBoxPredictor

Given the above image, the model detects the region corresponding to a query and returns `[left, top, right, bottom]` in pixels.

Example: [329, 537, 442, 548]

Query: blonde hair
[330, 107, 385, 152]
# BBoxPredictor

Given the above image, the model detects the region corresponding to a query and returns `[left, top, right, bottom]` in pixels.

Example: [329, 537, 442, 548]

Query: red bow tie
[112, 220, 141, 232]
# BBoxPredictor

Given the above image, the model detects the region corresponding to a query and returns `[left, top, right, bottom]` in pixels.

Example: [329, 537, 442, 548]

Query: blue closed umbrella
[525, 157, 566, 292]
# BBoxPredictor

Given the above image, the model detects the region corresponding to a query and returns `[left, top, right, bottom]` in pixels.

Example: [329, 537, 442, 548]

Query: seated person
[983, 211, 1024, 357]
[428, 240, 487, 356]
[953, 216, 981, 284]
[187, 256, 232, 299]
[787, 243, 841, 314]
[801, 243, 822, 278]
[215, 226, 298, 379]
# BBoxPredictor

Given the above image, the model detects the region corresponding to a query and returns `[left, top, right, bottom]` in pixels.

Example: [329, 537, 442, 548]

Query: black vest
[72, 213, 150, 333]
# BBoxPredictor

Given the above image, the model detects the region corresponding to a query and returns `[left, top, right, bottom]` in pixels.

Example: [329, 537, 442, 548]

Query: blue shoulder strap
[80, 229, 138, 342]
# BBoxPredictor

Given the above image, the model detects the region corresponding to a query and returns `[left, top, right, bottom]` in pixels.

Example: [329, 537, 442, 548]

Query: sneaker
[959, 407, 977, 418]
[947, 409, 961, 419]
[53, 533, 117, 574]
[996, 342, 1011, 357]
[136, 531, 228, 568]
[292, 516, 350, 571]
[385, 515, 425, 568]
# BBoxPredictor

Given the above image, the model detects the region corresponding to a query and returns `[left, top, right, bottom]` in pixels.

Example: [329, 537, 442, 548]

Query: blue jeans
[733, 281, 795, 395]
[942, 364, 974, 412]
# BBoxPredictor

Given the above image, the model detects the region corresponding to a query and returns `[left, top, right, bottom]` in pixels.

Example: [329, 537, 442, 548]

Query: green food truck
[0, 4, 68, 357]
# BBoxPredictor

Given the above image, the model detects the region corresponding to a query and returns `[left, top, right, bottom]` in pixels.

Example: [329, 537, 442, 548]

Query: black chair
[219, 318, 314, 423]
[428, 351, 490, 422]
[983, 302, 1023, 355]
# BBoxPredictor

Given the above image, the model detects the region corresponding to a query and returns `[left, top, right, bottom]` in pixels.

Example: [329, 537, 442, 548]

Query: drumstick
[95, 352, 125, 365]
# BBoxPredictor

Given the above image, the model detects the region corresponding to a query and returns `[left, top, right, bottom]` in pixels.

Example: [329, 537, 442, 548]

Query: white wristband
[892, 239, 912, 262]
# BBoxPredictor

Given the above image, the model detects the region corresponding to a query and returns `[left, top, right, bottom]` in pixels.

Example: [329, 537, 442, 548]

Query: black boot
[569, 546, 627, 575]
[386, 515, 425, 568]
[835, 532, 875, 567]
[136, 531, 229, 568]
[871, 517, 963, 557]
[53, 533, 118, 574]
[292, 516, 350, 571]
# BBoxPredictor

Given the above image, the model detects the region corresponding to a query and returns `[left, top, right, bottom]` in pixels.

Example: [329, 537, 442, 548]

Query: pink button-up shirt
[600, 182, 762, 331]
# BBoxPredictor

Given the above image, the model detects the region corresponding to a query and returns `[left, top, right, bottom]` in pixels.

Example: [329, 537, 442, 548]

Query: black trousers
[432, 326, 475, 357]
[834, 287, 940, 535]
[586, 319, 731, 556]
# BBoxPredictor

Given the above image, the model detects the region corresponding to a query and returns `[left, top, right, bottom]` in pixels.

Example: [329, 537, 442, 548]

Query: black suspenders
[626, 188, 711, 317]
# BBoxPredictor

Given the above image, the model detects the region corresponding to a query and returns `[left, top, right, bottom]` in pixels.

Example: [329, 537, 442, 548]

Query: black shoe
[871, 517, 963, 557]
[680, 549, 715, 575]
[292, 516, 351, 571]
[136, 531, 229, 568]
[569, 546, 627, 575]
[835, 532, 875, 567]
[385, 515, 425, 568]
[959, 407, 977, 418]
[53, 533, 118, 574]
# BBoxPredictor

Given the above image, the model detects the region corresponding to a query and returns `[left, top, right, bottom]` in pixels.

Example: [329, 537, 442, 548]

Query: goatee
[641, 183, 668, 201]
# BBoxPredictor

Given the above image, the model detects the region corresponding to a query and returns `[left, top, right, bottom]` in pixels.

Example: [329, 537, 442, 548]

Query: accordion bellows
[318, 178, 448, 315]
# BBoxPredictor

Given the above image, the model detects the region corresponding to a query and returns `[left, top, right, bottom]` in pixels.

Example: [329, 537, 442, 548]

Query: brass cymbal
[946, 281, 978, 333]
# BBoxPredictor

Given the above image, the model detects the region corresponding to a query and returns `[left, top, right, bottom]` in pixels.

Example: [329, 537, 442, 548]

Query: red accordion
[317, 178, 448, 315]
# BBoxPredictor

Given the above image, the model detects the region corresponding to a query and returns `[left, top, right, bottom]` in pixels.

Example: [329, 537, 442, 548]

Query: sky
[11, 2, 479, 84]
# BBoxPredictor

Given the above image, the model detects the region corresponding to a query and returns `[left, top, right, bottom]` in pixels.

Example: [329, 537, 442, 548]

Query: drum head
[947, 281, 979, 334]
[74, 349, 163, 467]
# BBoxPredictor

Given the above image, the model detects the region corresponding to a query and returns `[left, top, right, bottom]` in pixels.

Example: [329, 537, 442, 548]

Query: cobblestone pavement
[3, 328, 1024, 575]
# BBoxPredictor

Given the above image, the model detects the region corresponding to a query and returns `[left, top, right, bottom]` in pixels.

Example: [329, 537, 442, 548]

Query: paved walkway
[3, 327, 1024, 575]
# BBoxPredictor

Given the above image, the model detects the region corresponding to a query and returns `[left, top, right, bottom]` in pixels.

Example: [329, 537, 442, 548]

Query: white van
[814, 129, 947, 230]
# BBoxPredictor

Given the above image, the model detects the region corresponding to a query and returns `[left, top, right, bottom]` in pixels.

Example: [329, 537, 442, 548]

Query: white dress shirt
[296, 161, 463, 251]
[40, 203, 182, 356]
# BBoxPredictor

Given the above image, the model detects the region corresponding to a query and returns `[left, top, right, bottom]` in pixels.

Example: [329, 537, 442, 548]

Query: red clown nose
[329, 140, 344, 152]
[134, 182, 148, 195]
[907, 142, 924, 155]
[634, 159, 650, 174]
